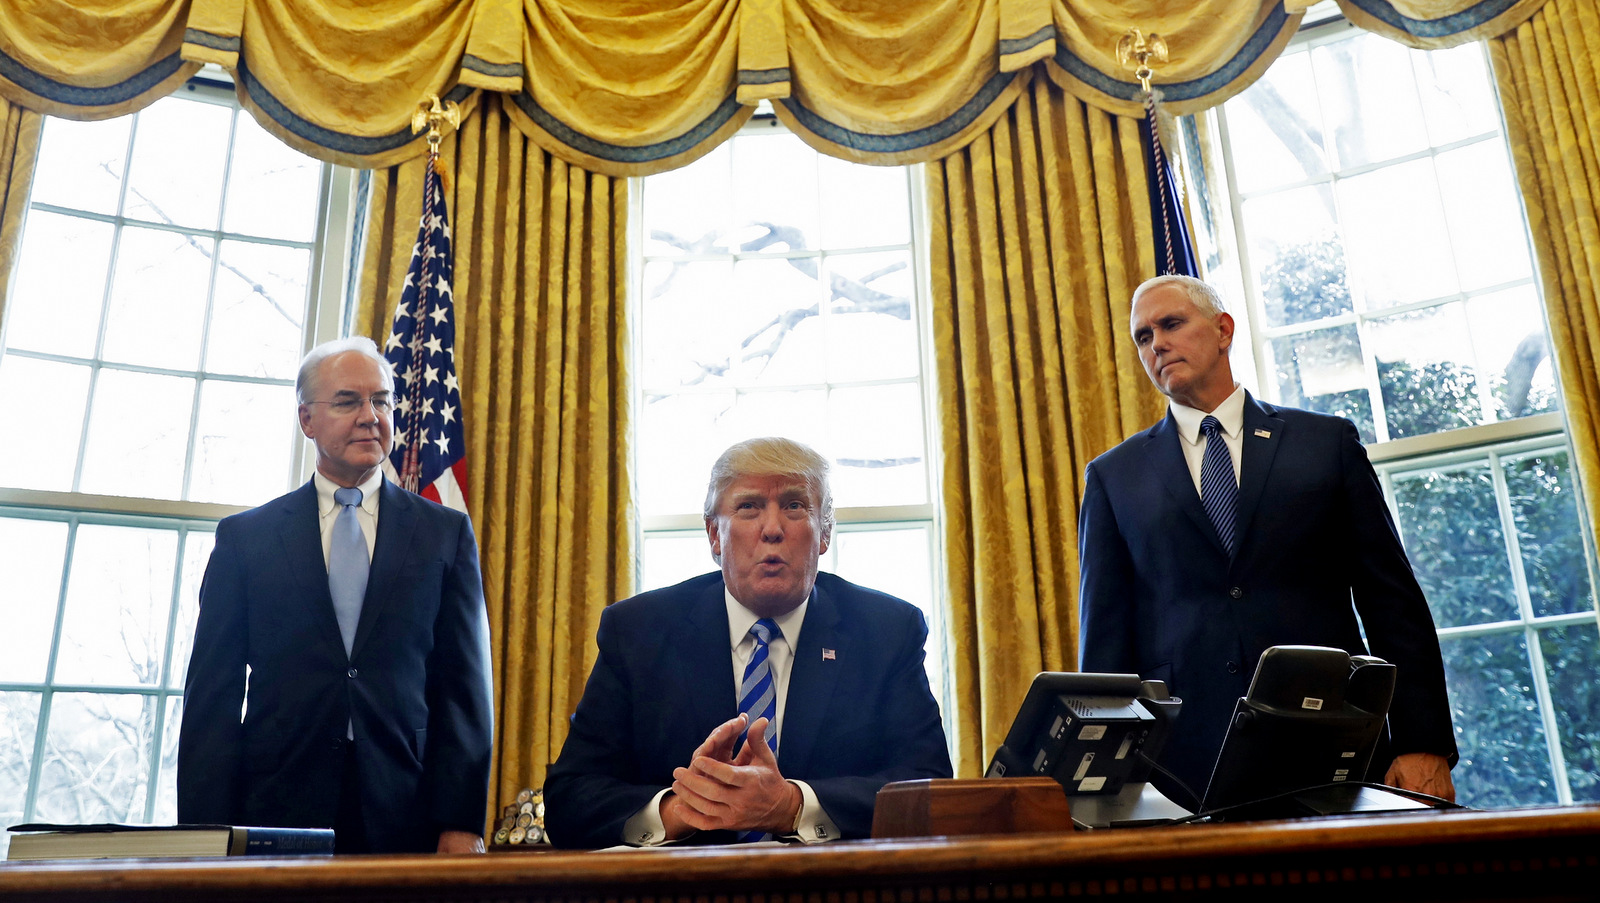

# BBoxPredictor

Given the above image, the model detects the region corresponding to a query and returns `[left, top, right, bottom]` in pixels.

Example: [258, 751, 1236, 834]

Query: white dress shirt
[1168, 383, 1246, 495]
[623, 588, 841, 846]
[314, 469, 383, 568]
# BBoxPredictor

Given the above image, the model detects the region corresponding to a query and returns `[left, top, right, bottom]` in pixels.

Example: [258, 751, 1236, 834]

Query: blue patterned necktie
[737, 618, 781, 842]
[1199, 416, 1238, 556]
[329, 487, 368, 657]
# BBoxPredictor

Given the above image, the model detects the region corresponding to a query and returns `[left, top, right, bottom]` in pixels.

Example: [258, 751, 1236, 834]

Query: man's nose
[759, 508, 785, 540]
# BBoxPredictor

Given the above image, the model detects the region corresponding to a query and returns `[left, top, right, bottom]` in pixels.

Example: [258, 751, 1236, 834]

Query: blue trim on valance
[1341, 0, 1522, 38]
[778, 68, 1016, 154]
[183, 28, 240, 54]
[238, 59, 472, 156]
[0, 48, 186, 107]
[1000, 25, 1057, 57]
[511, 91, 745, 163]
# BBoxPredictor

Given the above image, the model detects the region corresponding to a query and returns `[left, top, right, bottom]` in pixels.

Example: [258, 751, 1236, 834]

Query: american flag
[383, 157, 468, 513]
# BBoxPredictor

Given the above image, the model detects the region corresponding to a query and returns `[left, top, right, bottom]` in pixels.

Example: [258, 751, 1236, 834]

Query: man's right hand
[660, 713, 750, 840]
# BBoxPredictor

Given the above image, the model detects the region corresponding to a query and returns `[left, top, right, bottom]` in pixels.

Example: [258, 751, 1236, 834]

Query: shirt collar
[725, 585, 810, 650]
[1170, 384, 1247, 446]
[314, 469, 385, 518]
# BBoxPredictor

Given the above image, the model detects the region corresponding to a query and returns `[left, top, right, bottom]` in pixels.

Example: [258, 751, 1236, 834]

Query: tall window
[0, 80, 356, 841]
[1203, 19, 1599, 806]
[631, 117, 947, 710]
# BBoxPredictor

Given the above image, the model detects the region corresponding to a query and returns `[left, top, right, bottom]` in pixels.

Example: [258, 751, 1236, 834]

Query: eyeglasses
[306, 394, 394, 416]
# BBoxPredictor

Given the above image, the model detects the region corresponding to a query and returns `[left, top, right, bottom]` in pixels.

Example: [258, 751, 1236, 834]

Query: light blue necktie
[329, 487, 368, 657]
[1199, 415, 1238, 556]
[736, 618, 781, 842]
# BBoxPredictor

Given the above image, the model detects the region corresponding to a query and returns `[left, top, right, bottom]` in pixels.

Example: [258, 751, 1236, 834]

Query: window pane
[728, 257, 827, 386]
[732, 132, 818, 247]
[205, 240, 312, 379]
[1467, 286, 1558, 421]
[641, 142, 731, 256]
[1436, 140, 1532, 292]
[1442, 632, 1558, 808]
[78, 369, 196, 499]
[1369, 305, 1482, 439]
[640, 260, 737, 390]
[54, 524, 180, 687]
[152, 695, 183, 824]
[1268, 325, 1374, 442]
[123, 97, 231, 230]
[641, 532, 713, 592]
[30, 117, 131, 215]
[32, 692, 157, 824]
[221, 112, 321, 242]
[4, 211, 114, 358]
[1412, 43, 1499, 148]
[828, 383, 927, 507]
[638, 392, 736, 517]
[1336, 159, 1457, 309]
[819, 155, 910, 249]
[1310, 33, 1429, 169]
[1504, 451, 1594, 618]
[830, 526, 934, 621]
[1258, 234, 1353, 329]
[189, 380, 297, 506]
[1242, 186, 1340, 320]
[0, 692, 42, 835]
[825, 251, 919, 382]
[0, 518, 68, 683]
[1391, 464, 1517, 628]
[1539, 622, 1600, 802]
[168, 531, 215, 690]
[1224, 52, 1331, 194]
[0, 356, 92, 492]
[100, 226, 213, 371]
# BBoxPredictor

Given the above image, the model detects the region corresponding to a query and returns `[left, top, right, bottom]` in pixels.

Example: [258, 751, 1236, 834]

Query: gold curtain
[929, 74, 1165, 777]
[356, 94, 633, 819]
[1490, 0, 1600, 551]
[0, 97, 42, 329]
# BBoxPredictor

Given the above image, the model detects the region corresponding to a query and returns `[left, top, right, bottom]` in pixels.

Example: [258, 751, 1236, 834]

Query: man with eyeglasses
[178, 337, 494, 854]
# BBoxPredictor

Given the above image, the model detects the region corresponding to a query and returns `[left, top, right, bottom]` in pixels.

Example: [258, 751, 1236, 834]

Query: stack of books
[6, 824, 335, 861]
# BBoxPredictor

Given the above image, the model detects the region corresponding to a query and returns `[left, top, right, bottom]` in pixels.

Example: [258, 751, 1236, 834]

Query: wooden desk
[4, 805, 1598, 902]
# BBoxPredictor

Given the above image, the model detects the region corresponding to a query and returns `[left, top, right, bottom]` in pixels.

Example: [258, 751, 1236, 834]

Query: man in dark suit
[1077, 275, 1456, 805]
[545, 437, 951, 848]
[178, 337, 493, 854]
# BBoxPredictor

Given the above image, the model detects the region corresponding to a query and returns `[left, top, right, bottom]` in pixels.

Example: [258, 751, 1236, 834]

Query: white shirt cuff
[786, 780, 840, 843]
[622, 788, 680, 846]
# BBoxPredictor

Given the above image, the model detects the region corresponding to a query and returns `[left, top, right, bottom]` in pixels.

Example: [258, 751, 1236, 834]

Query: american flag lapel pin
[1254, 429, 1272, 438]
[822, 648, 836, 661]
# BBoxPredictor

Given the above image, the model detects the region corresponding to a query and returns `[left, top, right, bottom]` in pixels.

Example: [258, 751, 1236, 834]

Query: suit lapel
[1150, 413, 1228, 557]
[350, 478, 419, 660]
[1235, 394, 1285, 560]
[276, 481, 343, 645]
[680, 580, 739, 742]
[777, 584, 842, 775]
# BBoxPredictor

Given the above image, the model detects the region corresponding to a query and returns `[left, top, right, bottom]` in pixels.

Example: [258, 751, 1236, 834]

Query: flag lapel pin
[1254, 429, 1272, 438]
[822, 648, 836, 661]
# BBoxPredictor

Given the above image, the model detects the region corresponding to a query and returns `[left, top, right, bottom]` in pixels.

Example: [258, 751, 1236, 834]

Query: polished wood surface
[871, 777, 1074, 838]
[4, 805, 1599, 902]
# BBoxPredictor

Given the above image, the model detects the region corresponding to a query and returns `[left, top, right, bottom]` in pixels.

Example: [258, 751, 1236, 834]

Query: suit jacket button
[1229, 586, 1243, 599]
[331, 738, 344, 750]
[1227, 661, 1240, 674]
[347, 667, 358, 678]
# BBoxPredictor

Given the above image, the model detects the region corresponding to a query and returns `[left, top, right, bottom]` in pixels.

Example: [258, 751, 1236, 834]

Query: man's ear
[298, 404, 315, 438]
[705, 516, 722, 565]
[1216, 311, 1236, 352]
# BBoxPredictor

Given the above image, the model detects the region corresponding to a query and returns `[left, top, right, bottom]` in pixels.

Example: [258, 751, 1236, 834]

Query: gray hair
[703, 437, 835, 534]
[1132, 274, 1227, 320]
[296, 336, 393, 404]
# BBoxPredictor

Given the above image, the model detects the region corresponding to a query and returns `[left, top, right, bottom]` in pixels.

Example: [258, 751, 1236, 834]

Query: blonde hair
[703, 437, 835, 534]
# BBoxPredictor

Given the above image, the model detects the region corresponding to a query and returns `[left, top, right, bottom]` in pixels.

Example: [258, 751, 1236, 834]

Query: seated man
[545, 437, 952, 847]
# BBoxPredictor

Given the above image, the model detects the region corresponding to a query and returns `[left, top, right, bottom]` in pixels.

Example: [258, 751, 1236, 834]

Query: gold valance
[0, 0, 1552, 175]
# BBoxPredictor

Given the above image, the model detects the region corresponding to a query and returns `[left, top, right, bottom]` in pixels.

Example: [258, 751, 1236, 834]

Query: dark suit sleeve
[1078, 461, 1137, 673]
[417, 513, 495, 837]
[177, 518, 248, 824]
[1337, 421, 1457, 763]
[803, 607, 952, 839]
[544, 605, 667, 849]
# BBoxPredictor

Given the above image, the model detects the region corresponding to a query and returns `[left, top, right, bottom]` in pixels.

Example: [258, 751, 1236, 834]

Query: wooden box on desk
[871, 778, 1073, 839]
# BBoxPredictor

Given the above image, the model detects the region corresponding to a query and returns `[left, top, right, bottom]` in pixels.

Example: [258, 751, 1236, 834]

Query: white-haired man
[178, 337, 493, 853]
[1077, 275, 1457, 805]
[546, 437, 952, 847]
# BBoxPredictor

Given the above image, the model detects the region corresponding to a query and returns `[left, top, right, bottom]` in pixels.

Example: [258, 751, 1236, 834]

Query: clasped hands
[659, 712, 801, 840]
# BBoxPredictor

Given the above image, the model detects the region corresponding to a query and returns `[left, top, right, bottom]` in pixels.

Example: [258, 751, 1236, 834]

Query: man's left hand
[670, 717, 801, 835]
[437, 829, 486, 853]
[1383, 752, 1456, 802]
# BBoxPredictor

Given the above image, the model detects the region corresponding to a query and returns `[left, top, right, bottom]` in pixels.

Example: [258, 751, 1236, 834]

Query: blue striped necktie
[737, 618, 781, 842]
[1199, 415, 1238, 556]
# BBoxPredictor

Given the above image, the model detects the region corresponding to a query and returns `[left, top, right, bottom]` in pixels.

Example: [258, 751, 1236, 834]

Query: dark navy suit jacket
[177, 478, 494, 853]
[1077, 393, 1456, 798]
[544, 571, 952, 848]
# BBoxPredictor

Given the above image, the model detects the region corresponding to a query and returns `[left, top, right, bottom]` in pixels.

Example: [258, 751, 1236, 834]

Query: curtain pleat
[357, 94, 632, 818]
[1490, 0, 1600, 546]
[0, 97, 42, 329]
[929, 76, 1164, 777]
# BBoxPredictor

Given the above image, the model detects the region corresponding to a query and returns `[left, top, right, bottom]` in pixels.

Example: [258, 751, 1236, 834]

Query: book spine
[229, 827, 336, 856]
